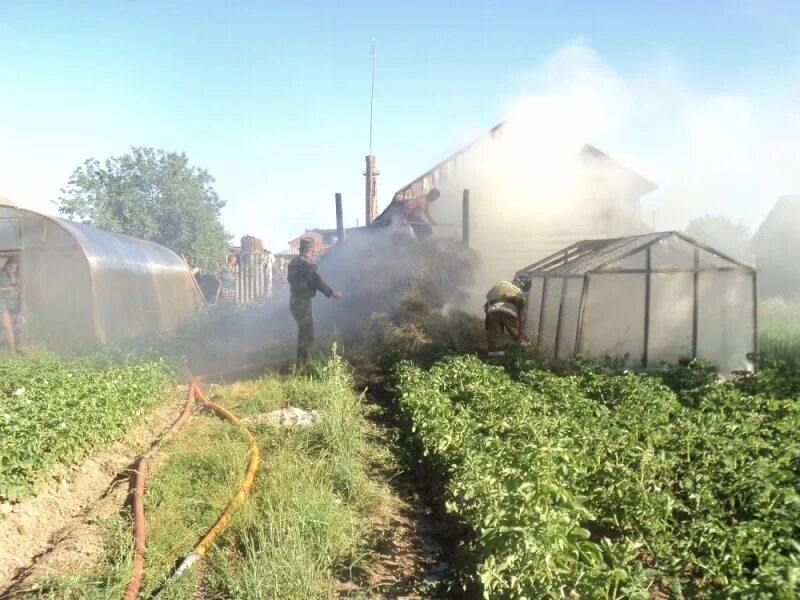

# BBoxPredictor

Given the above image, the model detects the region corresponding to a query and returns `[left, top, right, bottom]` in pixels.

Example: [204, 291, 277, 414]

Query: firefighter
[484, 275, 531, 358]
[287, 237, 342, 364]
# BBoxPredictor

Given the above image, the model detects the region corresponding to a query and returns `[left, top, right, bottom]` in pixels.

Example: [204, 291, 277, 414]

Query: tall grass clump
[206, 350, 382, 598]
[32, 350, 385, 599]
[759, 297, 800, 370]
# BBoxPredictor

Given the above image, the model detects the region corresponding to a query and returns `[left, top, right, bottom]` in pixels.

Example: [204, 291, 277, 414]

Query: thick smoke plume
[173, 232, 482, 376]
[423, 39, 799, 297]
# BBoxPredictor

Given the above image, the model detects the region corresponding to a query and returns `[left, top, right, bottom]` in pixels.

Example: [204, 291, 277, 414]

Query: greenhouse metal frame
[515, 231, 757, 372]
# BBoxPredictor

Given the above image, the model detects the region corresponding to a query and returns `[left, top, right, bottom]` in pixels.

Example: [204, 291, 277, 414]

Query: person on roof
[402, 188, 440, 239]
[484, 275, 531, 358]
[287, 237, 343, 364]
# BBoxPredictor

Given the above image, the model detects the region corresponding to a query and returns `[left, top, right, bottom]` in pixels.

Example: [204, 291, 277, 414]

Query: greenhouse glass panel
[515, 231, 755, 372]
[599, 250, 646, 271]
[525, 277, 544, 341]
[697, 248, 738, 269]
[581, 274, 645, 366]
[697, 271, 754, 372]
[696, 272, 725, 367]
[722, 272, 754, 372]
[557, 278, 584, 359]
[539, 278, 563, 356]
[650, 236, 695, 269]
[0, 206, 20, 250]
[648, 273, 694, 365]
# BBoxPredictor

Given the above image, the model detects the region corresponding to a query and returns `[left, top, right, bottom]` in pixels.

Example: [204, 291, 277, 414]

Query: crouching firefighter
[484, 275, 531, 358]
[287, 237, 343, 364]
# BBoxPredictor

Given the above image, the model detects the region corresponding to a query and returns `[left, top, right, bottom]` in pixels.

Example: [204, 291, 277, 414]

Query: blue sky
[1, 1, 799, 248]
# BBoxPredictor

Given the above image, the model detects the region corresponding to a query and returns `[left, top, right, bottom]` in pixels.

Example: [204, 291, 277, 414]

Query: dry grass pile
[317, 231, 485, 371]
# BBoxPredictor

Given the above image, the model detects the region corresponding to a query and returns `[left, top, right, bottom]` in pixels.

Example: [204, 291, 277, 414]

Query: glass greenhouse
[515, 231, 757, 373]
[0, 198, 203, 350]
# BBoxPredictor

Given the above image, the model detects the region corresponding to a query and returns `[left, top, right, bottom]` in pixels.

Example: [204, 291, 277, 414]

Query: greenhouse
[0, 198, 203, 350]
[515, 231, 757, 373]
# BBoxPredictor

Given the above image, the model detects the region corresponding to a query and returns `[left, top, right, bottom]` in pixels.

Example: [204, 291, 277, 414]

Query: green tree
[58, 147, 231, 267]
[686, 214, 752, 261]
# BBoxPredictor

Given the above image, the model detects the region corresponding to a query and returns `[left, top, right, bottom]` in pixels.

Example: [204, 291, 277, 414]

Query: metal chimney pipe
[462, 189, 470, 247]
[364, 155, 378, 225]
[335, 193, 344, 244]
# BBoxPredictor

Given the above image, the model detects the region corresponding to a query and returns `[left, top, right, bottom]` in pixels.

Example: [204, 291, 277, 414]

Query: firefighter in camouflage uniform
[287, 237, 343, 363]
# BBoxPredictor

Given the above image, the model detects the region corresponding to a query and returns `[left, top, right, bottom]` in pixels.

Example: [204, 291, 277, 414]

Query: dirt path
[354, 393, 449, 599]
[0, 386, 187, 594]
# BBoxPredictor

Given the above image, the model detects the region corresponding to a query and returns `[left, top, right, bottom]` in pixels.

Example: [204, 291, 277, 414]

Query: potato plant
[395, 354, 800, 599]
[0, 352, 173, 501]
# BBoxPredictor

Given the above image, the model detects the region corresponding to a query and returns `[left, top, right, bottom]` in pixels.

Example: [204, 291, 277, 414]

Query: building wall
[384, 127, 653, 310]
[752, 196, 800, 298]
[406, 149, 646, 307]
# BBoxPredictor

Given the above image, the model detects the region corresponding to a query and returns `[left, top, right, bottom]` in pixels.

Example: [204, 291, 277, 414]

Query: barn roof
[753, 195, 800, 245]
[389, 121, 657, 200]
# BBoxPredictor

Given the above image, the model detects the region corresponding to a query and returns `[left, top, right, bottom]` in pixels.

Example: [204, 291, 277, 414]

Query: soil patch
[0, 386, 187, 594]
[242, 406, 320, 428]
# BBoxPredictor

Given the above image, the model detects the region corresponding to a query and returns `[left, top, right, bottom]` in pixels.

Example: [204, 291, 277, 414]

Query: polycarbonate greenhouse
[0, 198, 203, 350]
[515, 231, 757, 373]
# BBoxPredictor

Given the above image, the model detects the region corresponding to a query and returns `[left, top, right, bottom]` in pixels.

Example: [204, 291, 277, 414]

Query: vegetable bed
[395, 354, 800, 599]
[0, 352, 173, 501]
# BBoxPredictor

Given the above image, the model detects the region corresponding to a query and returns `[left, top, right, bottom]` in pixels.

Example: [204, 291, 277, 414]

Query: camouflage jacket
[287, 256, 333, 300]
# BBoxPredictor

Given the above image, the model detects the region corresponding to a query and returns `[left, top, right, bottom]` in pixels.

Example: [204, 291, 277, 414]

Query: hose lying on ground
[133, 372, 261, 600]
[122, 457, 147, 600]
[123, 379, 198, 600]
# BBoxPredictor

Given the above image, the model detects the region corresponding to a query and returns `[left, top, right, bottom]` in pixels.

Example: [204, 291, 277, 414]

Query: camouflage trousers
[485, 311, 519, 352]
[290, 296, 314, 363]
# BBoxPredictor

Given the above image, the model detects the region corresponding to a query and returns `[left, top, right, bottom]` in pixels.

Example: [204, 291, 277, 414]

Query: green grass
[760, 298, 800, 369]
[24, 351, 386, 599]
[0, 350, 174, 501]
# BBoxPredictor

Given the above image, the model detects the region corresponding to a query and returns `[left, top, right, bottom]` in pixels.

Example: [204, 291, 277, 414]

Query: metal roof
[516, 231, 754, 277]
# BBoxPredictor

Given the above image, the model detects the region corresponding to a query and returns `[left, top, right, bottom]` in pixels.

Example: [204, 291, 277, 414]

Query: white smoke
[413, 39, 800, 306]
[499, 39, 800, 231]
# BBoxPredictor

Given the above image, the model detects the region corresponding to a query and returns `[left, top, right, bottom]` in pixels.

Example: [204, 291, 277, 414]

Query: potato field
[395, 352, 800, 599]
[0, 352, 173, 501]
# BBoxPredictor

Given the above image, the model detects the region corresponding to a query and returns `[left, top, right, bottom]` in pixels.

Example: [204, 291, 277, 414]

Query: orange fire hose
[190, 385, 260, 556]
[122, 457, 147, 600]
[123, 379, 197, 600]
[123, 369, 262, 600]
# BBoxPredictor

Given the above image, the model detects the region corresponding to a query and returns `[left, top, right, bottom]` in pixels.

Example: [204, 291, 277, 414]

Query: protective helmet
[512, 274, 532, 292]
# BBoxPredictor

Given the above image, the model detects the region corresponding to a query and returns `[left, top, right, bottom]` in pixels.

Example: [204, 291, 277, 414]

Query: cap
[299, 237, 315, 252]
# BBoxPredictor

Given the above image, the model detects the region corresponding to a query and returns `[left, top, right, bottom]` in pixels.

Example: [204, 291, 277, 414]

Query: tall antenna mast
[364, 40, 379, 225]
[369, 40, 376, 155]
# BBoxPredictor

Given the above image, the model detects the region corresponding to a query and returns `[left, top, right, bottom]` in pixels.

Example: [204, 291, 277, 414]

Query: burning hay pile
[317, 231, 485, 372]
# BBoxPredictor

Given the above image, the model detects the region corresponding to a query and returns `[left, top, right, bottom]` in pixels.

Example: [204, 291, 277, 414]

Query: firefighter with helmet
[484, 274, 531, 358]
